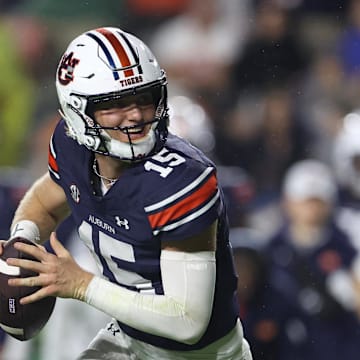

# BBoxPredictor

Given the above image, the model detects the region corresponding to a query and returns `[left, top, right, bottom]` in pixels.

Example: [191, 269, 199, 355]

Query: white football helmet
[55, 27, 168, 161]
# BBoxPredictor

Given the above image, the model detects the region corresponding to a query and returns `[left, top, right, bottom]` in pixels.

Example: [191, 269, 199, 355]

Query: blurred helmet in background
[168, 95, 215, 154]
[333, 111, 360, 198]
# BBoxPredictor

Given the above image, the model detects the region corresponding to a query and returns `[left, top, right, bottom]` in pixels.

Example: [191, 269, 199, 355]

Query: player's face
[284, 197, 332, 227]
[93, 92, 156, 143]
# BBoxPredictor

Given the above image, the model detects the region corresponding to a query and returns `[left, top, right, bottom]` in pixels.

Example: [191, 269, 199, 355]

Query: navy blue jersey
[48, 120, 239, 350]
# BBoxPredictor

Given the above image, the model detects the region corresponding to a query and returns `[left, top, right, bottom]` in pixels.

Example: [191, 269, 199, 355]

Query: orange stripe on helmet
[148, 174, 217, 229]
[96, 28, 134, 77]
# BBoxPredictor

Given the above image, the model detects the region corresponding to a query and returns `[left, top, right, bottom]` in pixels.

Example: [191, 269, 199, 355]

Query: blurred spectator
[213, 93, 264, 168]
[337, 0, 360, 76]
[296, 52, 351, 163]
[336, 0, 360, 109]
[168, 95, 215, 157]
[264, 159, 360, 359]
[150, 0, 251, 115]
[231, 0, 308, 95]
[232, 239, 307, 360]
[217, 166, 256, 228]
[256, 89, 311, 193]
[125, 0, 190, 40]
[215, 87, 311, 202]
[2, 14, 59, 125]
[333, 111, 360, 252]
[0, 19, 35, 166]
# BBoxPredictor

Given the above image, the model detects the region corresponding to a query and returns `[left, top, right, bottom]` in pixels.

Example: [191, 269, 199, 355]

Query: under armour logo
[107, 322, 120, 336]
[11, 223, 24, 238]
[115, 216, 130, 230]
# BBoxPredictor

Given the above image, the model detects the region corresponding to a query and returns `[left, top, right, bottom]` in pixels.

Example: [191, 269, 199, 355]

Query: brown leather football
[0, 237, 56, 341]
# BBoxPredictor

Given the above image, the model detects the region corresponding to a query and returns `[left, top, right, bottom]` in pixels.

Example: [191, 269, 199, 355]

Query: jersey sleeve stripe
[48, 148, 58, 172]
[48, 137, 60, 179]
[152, 190, 220, 236]
[48, 165, 60, 179]
[49, 134, 57, 161]
[144, 167, 214, 212]
[48, 136, 59, 178]
[147, 173, 217, 229]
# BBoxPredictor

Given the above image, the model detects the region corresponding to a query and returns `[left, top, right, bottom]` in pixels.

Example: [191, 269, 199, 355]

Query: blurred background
[2, 0, 360, 359]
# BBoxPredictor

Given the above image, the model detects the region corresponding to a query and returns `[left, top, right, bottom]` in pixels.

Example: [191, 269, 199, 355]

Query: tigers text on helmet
[55, 27, 168, 162]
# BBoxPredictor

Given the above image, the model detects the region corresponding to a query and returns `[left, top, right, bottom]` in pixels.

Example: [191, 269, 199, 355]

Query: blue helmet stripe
[86, 32, 119, 80]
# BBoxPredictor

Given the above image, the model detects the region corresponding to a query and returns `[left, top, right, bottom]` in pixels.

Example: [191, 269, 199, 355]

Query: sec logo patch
[70, 184, 80, 203]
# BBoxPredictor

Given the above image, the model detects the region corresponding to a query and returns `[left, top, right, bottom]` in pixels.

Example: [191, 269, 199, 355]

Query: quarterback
[1, 27, 252, 359]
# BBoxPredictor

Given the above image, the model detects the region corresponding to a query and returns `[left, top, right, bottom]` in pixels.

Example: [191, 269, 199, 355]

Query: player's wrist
[84, 276, 103, 304]
[75, 272, 95, 302]
[10, 220, 41, 243]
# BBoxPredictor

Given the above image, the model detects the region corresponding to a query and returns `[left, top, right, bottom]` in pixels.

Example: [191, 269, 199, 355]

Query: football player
[1, 27, 252, 359]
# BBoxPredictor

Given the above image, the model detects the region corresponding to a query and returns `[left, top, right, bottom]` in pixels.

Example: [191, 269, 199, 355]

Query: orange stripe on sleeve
[148, 174, 217, 229]
[97, 28, 134, 77]
[48, 147, 58, 172]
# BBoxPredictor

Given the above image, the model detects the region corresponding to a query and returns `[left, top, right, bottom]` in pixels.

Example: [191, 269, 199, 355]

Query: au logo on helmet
[58, 52, 80, 86]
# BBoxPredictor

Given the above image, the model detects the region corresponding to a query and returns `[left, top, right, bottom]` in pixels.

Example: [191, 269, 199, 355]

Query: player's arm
[7, 221, 216, 346]
[9, 172, 70, 244]
[8, 222, 217, 345]
[84, 166, 218, 344]
[84, 221, 217, 345]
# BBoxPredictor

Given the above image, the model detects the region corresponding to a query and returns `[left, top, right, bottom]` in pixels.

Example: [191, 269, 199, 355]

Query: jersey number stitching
[78, 221, 155, 292]
[144, 148, 185, 178]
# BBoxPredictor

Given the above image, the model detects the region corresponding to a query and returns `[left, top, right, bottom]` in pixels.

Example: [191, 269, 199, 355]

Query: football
[0, 237, 56, 341]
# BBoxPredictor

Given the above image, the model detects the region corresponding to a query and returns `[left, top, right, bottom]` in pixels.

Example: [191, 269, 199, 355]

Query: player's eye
[92, 92, 154, 112]
[94, 102, 115, 111]
[136, 93, 153, 106]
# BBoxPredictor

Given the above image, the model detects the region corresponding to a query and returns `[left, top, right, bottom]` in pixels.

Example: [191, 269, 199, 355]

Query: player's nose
[123, 104, 143, 122]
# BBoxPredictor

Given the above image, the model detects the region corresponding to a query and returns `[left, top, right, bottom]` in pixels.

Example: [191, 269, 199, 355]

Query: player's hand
[6, 232, 94, 304]
[0, 240, 7, 256]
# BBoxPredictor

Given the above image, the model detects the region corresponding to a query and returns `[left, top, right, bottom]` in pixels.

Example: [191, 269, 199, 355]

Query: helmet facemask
[85, 78, 168, 161]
